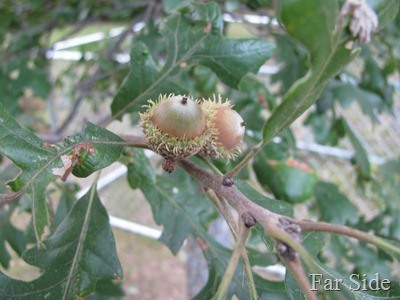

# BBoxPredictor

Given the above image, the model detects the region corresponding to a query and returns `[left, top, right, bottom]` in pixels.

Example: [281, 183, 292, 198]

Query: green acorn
[200, 94, 245, 159]
[140, 94, 211, 172]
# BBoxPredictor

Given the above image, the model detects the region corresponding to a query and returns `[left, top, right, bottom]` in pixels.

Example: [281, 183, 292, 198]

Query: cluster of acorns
[140, 94, 245, 172]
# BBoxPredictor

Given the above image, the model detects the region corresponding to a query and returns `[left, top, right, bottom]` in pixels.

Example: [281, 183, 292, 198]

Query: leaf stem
[240, 241, 258, 300]
[196, 155, 223, 176]
[120, 134, 149, 148]
[212, 220, 250, 300]
[205, 189, 258, 300]
[205, 189, 237, 237]
[224, 143, 262, 179]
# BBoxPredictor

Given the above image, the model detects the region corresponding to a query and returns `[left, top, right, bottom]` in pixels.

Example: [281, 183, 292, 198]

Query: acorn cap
[140, 94, 212, 161]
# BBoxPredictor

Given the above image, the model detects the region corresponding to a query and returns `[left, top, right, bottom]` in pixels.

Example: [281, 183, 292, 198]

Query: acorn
[200, 94, 245, 159]
[140, 94, 211, 172]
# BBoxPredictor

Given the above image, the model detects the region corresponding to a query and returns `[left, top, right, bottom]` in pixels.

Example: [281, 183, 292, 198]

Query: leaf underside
[0, 185, 123, 300]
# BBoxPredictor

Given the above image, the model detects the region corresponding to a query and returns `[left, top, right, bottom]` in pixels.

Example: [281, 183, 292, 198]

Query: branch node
[279, 218, 302, 242]
[242, 212, 257, 228]
[276, 241, 299, 261]
[222, 177, 234, 187]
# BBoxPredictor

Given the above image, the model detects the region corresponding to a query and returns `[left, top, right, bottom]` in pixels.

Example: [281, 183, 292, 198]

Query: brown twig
[282, 255, 317, 300]
[179, 158, 399, 261]
[213, 219, 250, 300]
[205, 189, 258, 299]
[0, 190, 24, 207]
[176, 158, 399, 298]
[291, 219, 400, 257]
[205, 189, 238, 237]
[292, 219, 371, 240]
[178, 159, 282, 233]
[120, 134, 148, 148]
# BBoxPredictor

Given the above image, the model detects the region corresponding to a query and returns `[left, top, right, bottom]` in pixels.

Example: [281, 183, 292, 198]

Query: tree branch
[179, 158, 400, 260]
[176, 158, 400, 297]
[178, 159, 280, 229]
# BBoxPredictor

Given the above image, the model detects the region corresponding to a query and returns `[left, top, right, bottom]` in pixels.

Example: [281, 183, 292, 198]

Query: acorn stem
[181, 96, 188, 105]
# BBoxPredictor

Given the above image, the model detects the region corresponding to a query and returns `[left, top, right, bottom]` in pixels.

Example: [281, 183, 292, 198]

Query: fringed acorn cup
[140, 94, 213, 173]
[200, 94, 245, 160]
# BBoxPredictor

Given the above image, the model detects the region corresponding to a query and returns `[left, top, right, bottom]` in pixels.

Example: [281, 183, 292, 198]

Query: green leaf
[271, 34, 308, 94]
[87, 279, 124, 300]
[304, 112, 344, 146]
[128, 167, 286, 298]
[342, 119, 371, 180]
[111, 1, 274, 120]
[0, 104, 125, 243]
[314, 182, 358, 225]
[368, 0, 400, 29]
[50, 183, 79, 232]
[126, 149, 156, 189]
[0, 70, 24, 115]
[274, 163, 318, 203]
[291, 233, 400, 300]
[235, 179, 293, 255]
[110, 42, 185, 121]
[235, 180, 294, 216]
[0, 184, 123, 299]
[0, 206, 27, 269]
[162, 0, 182, 12]
[331, 81, 386, 123]
[229, 75, 276, 131]
[254, 224, 275, 252]
[253, 155, 317, 203]
[193, 65, 218, 95]
[15, 63, 51, 99]
[262, 0, 359, 143]
[138, 174, 215, 254]
[360, 52, 395, 114]
[52, 123, 125, 178]
[194, 237, 287, 300]
[191, 37, 274, 87]
[0, 104, 53, 243]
